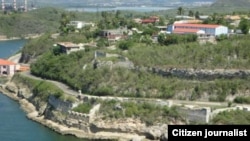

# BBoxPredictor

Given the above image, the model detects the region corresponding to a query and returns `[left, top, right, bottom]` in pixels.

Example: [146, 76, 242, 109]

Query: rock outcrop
[144, 67, 250, 80]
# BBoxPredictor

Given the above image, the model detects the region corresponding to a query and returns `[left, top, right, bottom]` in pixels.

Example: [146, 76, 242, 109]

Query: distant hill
[34, 0, 215, 7]
[211, 0, 250, 7]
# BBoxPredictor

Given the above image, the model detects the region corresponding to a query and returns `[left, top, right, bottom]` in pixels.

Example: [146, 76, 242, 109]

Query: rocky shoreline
[1, 49, 150, 141]
[0, 83, 147, 141]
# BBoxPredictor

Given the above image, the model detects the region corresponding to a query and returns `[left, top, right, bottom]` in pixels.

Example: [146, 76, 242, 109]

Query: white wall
[0, 65, 16, 76]
[215, 26, 228, 36]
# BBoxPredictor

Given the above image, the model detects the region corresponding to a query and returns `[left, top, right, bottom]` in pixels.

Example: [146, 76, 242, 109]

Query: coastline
[0, 84, 144, 141]
[0, 50, 146, 141]
[1, 50, 146, 140]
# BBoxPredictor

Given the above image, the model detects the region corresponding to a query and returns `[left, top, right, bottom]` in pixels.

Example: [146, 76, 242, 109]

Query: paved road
[20, 71, 231, 108]
[21, 71, 81, 96]
[8, 53, 22, 63]
[8, 52, 248, 108]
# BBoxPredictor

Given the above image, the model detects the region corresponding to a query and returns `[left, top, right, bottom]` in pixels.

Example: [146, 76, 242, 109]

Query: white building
[68, 21, 95, 29]
[167, 23, 228, 36]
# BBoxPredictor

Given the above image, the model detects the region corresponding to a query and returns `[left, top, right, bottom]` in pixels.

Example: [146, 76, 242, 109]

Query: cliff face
[9, 75, 169, 140]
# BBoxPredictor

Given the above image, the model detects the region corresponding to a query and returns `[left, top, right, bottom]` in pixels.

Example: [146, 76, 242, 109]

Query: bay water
[0, 40, 87, 141]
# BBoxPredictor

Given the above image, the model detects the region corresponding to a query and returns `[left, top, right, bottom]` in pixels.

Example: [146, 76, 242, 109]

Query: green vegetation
[15, 5, 250, 104]
[73, 103, 92, 114]
[157, 34, 197, 46]
[0, 76, 8, 84]
[212, 0, 250, 8]
[239, 18, 250, 34]
[0, 7, 100, 38]
[212, 110, 250, 124]
[0, 7, 62, 37]
[128, 35, 250, 69]
[12, 74, 65, 102]
[28, 32, 250, 101]
[99, 100, 182, 125]
[234, 96, 250, 104]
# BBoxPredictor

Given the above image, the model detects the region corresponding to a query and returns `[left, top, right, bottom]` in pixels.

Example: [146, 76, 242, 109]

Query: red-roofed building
[0, 59, 19, 76]
[167, 23, 228, 36]
[141, 19, 156, 24]
[141, 16, 160, 24]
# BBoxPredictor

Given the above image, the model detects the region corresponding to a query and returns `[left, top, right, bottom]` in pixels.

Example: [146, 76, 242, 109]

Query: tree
[118, 40, 133, 50]
[101, 11, 108, 20]
[195, 11, 200, 19]
[188, 10, 194, 17]
[115, 10, 121, 18]
[59, 12, 70, 34]
[59, 12, 76, 35]
[211, 13, 218, 22]
[158, 16, 165, 26]
[177, 7, 184, 15]
[140, 35, 153, 46]
[157, 33, 166, 45]
[239, 18, 250, 34]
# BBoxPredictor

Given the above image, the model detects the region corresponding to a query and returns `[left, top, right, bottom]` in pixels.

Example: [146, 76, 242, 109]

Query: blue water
[0, 39, 26, 59]
[67, 6, 173, 12]
[0, 40, 87, 141]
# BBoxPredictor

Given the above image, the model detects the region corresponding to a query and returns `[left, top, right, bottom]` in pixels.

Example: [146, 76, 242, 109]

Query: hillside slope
[0, 7, 63, 37]
[212, 0, 250, 7]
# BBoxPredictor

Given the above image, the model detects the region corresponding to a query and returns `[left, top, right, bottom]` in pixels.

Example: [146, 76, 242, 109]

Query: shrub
[72, 103, 92, 114]
[234, 96, 250, 104]
[118, 40, 133, 50]
[93, 86, 114, 96]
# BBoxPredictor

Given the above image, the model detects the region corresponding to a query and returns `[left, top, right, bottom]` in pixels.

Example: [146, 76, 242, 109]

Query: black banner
[168, 125, 250, 140]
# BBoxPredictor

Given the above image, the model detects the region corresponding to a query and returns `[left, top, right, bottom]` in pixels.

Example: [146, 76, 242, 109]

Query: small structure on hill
[57, 42, 85, 54]
[100, 28, 128, 43]
[67, 21, 95, 29]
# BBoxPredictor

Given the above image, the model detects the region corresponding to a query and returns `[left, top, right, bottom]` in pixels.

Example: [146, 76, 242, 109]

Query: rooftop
[174, 23, 220, 28]
[57, 42, 79, 48]
[0, 59, 16, 65]
[141, 19, 156, 23]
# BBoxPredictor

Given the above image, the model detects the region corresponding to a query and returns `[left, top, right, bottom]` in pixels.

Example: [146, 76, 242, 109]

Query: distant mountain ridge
[211, 0, 250, 7]
[35, 0, 215, 7]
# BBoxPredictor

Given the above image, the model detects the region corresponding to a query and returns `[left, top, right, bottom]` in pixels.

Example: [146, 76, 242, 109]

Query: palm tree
[177, 7, 184, 15]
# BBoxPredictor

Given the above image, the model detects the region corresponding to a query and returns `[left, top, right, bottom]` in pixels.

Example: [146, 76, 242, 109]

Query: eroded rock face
[160, 133, 168, 141]
[30, 97, 47, 115]
[92, 118, 146, 133]
[143, 124, 168, 140]
[91, 118, 171, 140]
[5, 84, 17, 93]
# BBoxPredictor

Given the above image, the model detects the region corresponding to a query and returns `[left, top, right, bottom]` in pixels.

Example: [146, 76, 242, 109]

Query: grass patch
[99, 100, 182, 125]
[12, 73, 64, 102]
[212, 110, 250, 125]
[72, 103, 92, 114]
